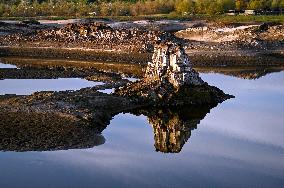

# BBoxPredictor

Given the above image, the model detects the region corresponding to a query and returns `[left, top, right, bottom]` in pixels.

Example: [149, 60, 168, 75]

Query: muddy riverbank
[0, 21, 283, 66]
[0, 109, 105, 151]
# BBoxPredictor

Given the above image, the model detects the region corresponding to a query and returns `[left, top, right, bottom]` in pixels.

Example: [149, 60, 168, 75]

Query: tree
[195, 0, 209, 14]
[271, 0, 280, 9]
[217, 0, 235, 12]
[280, 0, 284, 9]
[175, 0, 195, 15]
[235, 0, 247, 10]
[0, 4, 4, 16]
[207, 1, 222, 14]
[247, 0, 267, 10]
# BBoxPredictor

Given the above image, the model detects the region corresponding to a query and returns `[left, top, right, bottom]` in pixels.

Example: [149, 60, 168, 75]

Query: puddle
[97, 88, 114, 94]
[123, 77, 139, 82]
[0, 78, 103, 95]
[0, 63, 17, 69]
[95, 77, 138, 94]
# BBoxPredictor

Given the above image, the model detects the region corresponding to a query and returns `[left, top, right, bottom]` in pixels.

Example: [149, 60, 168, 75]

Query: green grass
[209, 15, 284, 24]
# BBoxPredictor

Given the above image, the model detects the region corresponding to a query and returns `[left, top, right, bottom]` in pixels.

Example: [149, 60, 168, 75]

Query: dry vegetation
[0, 0, 284, 17]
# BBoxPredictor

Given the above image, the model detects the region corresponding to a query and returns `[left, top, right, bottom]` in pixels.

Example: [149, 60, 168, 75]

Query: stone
[115, 41, 233, 106]
[145, 42, 204, 87]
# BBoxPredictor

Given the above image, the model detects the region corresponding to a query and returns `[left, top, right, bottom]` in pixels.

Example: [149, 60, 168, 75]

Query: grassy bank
[1, 14, 284, 23]
[107, 14, 284, 23]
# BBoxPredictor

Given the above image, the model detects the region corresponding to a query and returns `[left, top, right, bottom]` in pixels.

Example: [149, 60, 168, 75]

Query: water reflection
[0, 78, 103, 95]
[195, 66, 284, 80]
[4, 57, 284, 80]
[0, 71, 283, 188]
[131, 105, 215, 153]
[0, 104, 216, 153]
[0, 57, 145, 78]
[0, 62, 17, 69]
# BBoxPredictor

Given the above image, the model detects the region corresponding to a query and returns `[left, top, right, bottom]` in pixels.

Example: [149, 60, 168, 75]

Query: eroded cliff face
[115, 42, 232, 105]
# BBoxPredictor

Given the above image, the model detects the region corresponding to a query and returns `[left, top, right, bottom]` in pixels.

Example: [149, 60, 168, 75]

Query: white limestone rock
[145, 42, 203, 87]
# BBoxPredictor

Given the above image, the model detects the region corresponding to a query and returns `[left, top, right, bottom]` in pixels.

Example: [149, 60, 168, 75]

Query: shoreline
[2, 56, 283, 80]
[1, 20, 283, 67]
[1, 46, 283, 67]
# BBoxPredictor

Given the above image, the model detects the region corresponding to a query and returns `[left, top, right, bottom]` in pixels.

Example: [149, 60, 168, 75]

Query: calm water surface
[0, 63, 17, 69]
[0, 71, 283, 188]
[98, 88, 114, 94]
[0, 78, 103, 95]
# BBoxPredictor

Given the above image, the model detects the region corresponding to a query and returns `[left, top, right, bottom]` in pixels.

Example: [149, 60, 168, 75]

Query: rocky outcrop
[145, 42, 203, 87]
[0, 42, 233, 152]
[0, 35, 233, 152]
[115, 42, 233, 106]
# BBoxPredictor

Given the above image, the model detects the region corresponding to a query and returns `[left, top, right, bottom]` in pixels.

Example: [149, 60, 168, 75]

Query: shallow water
[0, 63, 17, 69]
[97, 88, 114, 94]
[0, 78, 103, 95]
[0, 71, 284, 188]
[123, 77, 139, 82]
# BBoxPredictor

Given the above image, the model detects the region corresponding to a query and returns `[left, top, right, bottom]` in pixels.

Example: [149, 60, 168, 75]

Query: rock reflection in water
[0, 102, 215, 153]
[131, 105, 215, 153]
